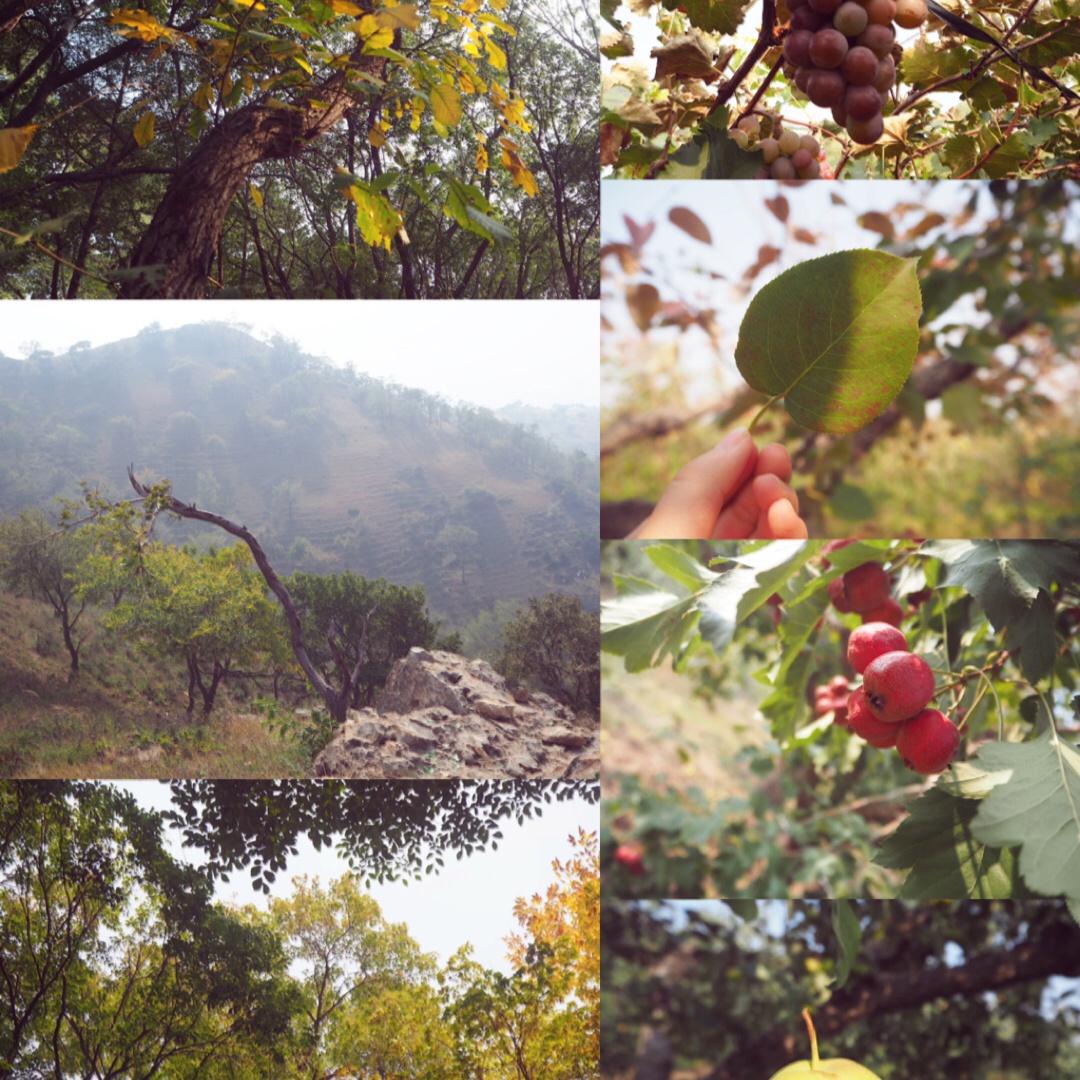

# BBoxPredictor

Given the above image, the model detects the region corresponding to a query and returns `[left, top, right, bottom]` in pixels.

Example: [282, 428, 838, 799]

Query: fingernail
[719, 427, 751, 450]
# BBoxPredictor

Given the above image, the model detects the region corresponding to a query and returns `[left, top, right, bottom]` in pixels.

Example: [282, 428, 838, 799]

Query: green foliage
[285, 569, 444, 707]
[603, 539, 1080, 901]
[499, 592, 600, 709]
[736, 251, 922, 435]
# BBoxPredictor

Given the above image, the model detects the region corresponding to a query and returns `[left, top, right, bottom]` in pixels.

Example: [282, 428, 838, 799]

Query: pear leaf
[735, 249, 922, 434]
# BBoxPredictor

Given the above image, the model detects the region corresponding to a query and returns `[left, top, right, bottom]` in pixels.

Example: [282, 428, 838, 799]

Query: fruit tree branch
[708, 1, 780, 117]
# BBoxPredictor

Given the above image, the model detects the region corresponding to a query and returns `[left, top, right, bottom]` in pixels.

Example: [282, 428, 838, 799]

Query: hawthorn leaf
[922, 540, 1080, 683]
[696, 540, 812, 656]
[734, 249, 922, 434]
[831, 900, 861, 989]
[970, 733, 1080, 902]
[0, 125, 38, 172]
[874, 787, 1025, 899]
[725, 899, 758, 920]
[600, 578, 701, 672]
[645, 543, 720, 592]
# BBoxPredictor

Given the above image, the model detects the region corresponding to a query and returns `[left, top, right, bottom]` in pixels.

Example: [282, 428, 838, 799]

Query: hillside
[0, 323, 598, 628]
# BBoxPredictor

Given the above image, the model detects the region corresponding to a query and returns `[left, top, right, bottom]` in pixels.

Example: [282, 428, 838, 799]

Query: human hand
[628, 427, 809, 540]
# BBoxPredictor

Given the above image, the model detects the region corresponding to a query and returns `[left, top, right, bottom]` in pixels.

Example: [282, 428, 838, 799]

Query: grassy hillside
[0, 323, 599, 628]
[0, 593, 305, 779]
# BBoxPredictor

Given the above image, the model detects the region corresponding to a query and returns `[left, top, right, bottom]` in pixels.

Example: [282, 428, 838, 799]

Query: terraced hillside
[0, 323, 599, 629]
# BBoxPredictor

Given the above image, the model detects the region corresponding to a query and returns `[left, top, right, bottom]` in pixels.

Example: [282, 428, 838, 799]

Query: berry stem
[801, 1008, 820, 1070]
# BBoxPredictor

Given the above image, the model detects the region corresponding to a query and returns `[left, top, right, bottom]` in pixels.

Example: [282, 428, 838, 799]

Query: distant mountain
[495, 402, 599, 457]
[0, 323, 598, 628]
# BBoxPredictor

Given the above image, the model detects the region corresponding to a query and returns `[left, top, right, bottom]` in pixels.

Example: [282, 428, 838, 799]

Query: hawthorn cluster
[823, 541, 904, 626]
[782, 0, 929, 145]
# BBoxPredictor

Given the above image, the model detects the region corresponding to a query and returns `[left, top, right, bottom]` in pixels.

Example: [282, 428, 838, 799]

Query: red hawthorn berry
[846, 685, 900, 747]
[862, 651, 936, 724]
[613, 844, 646, 876]
[847, 621, 908, 674]
[860, 596, 905, 628]
[842, 562, 891, 613]
[896, 708, 959, 773]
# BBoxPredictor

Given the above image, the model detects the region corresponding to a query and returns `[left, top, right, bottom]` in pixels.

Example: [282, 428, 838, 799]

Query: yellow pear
[767, 1010, 882, 1080]
[769, 1060, 883, 1079]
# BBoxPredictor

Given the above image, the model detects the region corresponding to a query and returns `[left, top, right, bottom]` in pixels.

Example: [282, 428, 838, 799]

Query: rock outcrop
[312, 648, 599, 779]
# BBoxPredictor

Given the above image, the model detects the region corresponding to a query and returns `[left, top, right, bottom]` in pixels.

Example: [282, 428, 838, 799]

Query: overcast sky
[2, 300, 600, 411]
[118, 782, 597, 975]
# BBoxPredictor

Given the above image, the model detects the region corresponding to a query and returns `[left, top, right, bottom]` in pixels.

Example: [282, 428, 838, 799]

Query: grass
[0, 593, 312, 778]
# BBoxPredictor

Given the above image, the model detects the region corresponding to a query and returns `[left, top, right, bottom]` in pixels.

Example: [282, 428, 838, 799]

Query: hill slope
[0, 323, 598, 627]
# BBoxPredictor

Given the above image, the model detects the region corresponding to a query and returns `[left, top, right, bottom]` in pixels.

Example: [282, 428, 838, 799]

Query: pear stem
[747, 394, 782, 434]
[801, 1008, 820, 1070]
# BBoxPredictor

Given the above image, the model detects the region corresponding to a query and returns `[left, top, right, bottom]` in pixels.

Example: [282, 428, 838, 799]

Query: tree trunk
[120, 50, 388, 299]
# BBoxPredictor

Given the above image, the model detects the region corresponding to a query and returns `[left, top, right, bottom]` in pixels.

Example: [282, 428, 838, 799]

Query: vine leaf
[874, 787, 1026, 899]
[970, 733, 1080, 902]
[921, 540, 1080, 683]
[659, 0, 754, 36]
[734, 249, 922, 434]
[659, 112, 764, 180]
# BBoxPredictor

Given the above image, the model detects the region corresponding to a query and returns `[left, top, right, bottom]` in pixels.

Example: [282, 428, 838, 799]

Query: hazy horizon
[2, 300, 600, 411]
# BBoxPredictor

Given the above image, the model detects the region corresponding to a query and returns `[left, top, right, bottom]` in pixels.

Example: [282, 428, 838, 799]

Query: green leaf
[831, 900, 861, 989]
[644, 543, 720, 592]
[874, 787, 1024, 898]
[464, 206, 514, 246]
[659, 112, 764, 180]
[734, 250, 922, 434]
[829, 482, 875, 521]
[600, 579, 701, 672]
[921, 540, 1080, 683]
[696, 541, 813, 656]
[725, 899, 759, 921]
[970, 733, 1080, 902]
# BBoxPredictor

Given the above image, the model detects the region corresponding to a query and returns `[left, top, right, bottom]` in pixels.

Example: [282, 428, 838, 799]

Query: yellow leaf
[483, 34, 506, 70]
[410, 97, 425, 131]
[133, 112, 155, 146]
[477, 13, 515, 33]
[0, 125, 37, 173]
[430, 83, 462, 126]
[476, 144, 488, 173]
[347, 14, 393, 48]
[350, 186, 403, 251]
[459, 0, 481, 11]
[250, 184, 263, 208]
[294, 54, 313, 74]
[108, 8, 173, 42]
[376, 4, 422, 30]
[328, 0, 363, 12]
[368, 126, 386, 147]
[232, 0, 267, 7]
[194, 82, 214, 111]
[458, 71, 484, 94]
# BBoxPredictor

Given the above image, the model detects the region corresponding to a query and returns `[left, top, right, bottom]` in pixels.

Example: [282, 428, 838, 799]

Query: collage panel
[601, 179, 1080, 541]
[0, 0, 599, 300]
[0, 300, 600, 779]
[600, 537, 1080, 903]
[601, 0, 1078, 180]
[602, 899, 1080, 1080]
[0, 777, 601, 1077]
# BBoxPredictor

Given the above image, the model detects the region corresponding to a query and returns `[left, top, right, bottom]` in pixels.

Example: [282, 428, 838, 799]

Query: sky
[1, 299, 600, 411]
[117, 781, 597, 975]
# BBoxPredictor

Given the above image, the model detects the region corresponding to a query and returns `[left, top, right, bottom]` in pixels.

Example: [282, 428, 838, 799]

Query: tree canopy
[0, 0, 599, 297]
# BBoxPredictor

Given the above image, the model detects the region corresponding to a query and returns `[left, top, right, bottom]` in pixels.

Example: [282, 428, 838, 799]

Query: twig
[707, 0, 780, 117]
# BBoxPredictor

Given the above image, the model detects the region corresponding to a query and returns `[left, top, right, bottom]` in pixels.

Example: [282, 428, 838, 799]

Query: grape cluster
[731, 113, 829, 179]
[783, 0, 928, 145]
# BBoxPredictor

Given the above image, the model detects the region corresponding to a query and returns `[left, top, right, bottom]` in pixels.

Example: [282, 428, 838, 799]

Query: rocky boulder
[312, 648, 598, 779]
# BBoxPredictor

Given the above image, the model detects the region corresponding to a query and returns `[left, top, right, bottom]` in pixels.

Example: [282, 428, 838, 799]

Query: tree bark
[120, 49, 388, 299]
